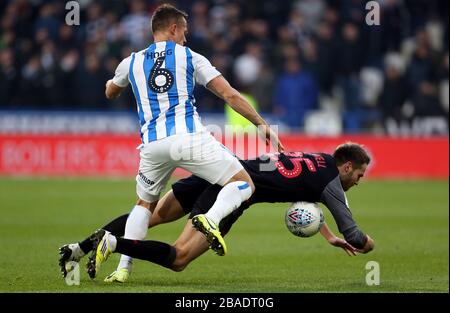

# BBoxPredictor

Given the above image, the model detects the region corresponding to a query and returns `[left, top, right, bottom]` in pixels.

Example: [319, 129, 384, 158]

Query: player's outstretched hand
[259, 124, 285, 153]
[328, 237, 358, 256]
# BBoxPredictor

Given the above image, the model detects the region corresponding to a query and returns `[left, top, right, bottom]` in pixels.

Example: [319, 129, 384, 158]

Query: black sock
[115, 238, 176, 269]
[78, 213, 129, 254]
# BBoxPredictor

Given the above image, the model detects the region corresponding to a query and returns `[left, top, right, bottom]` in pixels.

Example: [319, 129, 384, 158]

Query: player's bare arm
[105, 79, 125, 100]
[319, 223, 358, 256]
[206, 75, 285, 152]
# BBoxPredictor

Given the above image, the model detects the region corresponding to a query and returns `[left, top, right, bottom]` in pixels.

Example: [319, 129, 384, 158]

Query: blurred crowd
[0, 0, 448, 133]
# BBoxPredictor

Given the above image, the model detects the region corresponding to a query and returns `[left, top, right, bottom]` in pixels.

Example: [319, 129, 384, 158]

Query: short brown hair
[151, 4, 188, 33]
[333, 142, 371, 168]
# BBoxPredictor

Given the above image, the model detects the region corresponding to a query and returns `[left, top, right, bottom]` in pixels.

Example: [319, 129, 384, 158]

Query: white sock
[118, 255, 133, 272]
[205, 181, 252, 225]
[117, 205, 151, 272]
[107, 233, 117, 251]
[69, 243, 85, 259]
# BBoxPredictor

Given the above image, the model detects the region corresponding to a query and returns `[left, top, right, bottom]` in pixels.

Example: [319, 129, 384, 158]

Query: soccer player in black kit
[59, 142, 375, 282]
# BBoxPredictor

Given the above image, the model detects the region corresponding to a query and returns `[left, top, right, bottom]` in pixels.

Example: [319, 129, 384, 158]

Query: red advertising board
[0, 134, 140, 176]
[0, 134, 448, 178]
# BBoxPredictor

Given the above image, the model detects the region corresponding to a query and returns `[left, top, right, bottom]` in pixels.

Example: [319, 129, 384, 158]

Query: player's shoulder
[182, 44, 195, 54]
[135, 48, 149, 57]
[320, 152, 336, 164]
[302, 152, 338, 178]
[115, 53, 135, 72]
[174, 43, 195, 58]
[175, 42, 188, 50]
[184, 46, 209, 61]
[119, 49, 145, 63]
[307, 151, 335, 163]
[320, 153, 338, 171]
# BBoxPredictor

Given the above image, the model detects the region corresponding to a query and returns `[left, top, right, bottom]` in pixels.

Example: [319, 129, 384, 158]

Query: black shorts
[171, 175, 211, 214]
[171, 175, 250, 235]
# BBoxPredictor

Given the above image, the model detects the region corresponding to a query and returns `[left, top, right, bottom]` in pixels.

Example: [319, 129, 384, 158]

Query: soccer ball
[285, 202, 324, 237]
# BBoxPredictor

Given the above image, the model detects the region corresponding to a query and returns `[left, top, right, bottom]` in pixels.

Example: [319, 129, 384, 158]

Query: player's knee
[171, 263, 187, 272]
[241, 174, 255, 193]
[170, 245, 189, 272]
[241, 179, 255, 200]
[237, 177, 255, 195]
[232, 170, 255, 193]
[170, 256, 189, 272]
[136, 198, 152, 210]
[248, 180, 255, 193]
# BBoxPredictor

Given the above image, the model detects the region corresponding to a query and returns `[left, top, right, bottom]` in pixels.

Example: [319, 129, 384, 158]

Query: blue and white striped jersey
[112, 41, 221, 144]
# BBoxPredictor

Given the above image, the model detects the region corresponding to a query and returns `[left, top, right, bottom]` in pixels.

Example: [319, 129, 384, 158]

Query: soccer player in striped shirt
[67, 4, 284, 281]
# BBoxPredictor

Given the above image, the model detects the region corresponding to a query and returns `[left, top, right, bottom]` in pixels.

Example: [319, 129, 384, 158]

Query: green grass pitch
[0, 177, 448, 292]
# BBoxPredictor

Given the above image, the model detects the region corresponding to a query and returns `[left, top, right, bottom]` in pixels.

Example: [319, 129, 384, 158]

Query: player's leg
[59, 190, 185, 279]
[76, 175, 207, 254]
[88, 219, 209, 273]
[173, 185, 248, 268]
[168, 219, 209, 271]
[60, 174, 209, 280]
[195, 167, 253, 231]
[59, 190, 186, 280]
[191, 183, 248, 233]
[152, 175, 213, 227]
[58, 213, 130, 278]
[104, 176, 211, 282]
[88, 182, 220, 273]
[104, 190, 190, 283]
[165, 184, 224, 270]
[100, 198, 155, 281]
[64, 189, 184, 255]
[88, 205, 246, 273]
[88, 180, 251, 276]
[149, 190, 186, 227]
[173, 206, 247, 271]
[179, 132, 254, 256]
[88, 141, 175, 279]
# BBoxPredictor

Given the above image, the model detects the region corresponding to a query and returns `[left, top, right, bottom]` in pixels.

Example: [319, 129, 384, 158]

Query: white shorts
[136, 131, 243, 203]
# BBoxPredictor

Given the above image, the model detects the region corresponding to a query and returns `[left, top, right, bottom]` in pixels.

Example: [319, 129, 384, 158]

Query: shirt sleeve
[320, 176, 367, 249]
[112, 55, 132, 87]
[190, 50, 221, 87]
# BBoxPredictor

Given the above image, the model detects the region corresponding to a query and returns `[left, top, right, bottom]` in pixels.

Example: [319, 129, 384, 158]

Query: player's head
[151, 4, 188, 45]
[333, 142, 371, 191]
